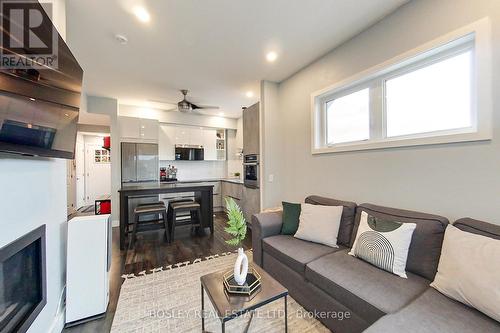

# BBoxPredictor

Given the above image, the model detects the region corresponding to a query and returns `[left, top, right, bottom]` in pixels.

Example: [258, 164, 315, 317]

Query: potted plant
[224, 197, 248, 285]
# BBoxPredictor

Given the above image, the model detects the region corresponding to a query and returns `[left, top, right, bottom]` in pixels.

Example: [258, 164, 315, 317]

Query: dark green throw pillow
[281, 202, 301, 235]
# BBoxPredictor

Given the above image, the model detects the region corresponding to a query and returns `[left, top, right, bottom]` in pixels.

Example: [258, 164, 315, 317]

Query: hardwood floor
[63, 212, 252, 333]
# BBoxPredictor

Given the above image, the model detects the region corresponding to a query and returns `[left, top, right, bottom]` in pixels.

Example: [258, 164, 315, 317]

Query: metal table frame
[200, 282, 288, 333]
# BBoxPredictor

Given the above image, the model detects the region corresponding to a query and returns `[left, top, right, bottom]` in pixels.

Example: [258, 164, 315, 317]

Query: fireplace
[0, 225, 47, 333]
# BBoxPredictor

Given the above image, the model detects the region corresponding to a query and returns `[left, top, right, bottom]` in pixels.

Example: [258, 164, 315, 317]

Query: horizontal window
[326, 88, 369, 144]
[385, 50, 472, 138]
[311, 19, 492, 154]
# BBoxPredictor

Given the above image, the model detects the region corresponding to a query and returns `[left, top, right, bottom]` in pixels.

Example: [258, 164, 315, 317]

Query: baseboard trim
[64, 312, 106, 328]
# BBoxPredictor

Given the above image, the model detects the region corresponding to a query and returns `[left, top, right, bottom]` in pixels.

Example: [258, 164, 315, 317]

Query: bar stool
[131, 202, 169, 246]
[127, 202, 166, 234]
[168, 201, 202, 242]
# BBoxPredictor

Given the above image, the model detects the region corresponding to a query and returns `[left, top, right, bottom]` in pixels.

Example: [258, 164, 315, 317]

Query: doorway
[73, 133, 111, 209]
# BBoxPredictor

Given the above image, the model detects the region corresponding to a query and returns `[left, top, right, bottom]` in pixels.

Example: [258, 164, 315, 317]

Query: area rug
[111, 251, 330, 332]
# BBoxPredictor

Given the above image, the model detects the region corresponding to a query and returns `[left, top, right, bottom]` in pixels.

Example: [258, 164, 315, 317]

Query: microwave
[175, 145, 204, 161]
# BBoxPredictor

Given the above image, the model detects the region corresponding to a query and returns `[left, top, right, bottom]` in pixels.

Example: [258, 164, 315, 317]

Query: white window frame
[311, 18, 492, 154]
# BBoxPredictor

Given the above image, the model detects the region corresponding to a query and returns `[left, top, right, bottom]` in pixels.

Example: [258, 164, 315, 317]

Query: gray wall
[263, 0, 500, 224]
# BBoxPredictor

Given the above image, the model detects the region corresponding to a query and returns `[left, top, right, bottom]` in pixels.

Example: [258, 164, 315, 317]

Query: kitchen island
[118, 183, 214, 250]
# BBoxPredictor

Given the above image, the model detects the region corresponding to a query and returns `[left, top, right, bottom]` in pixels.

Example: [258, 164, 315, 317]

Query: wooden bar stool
[131, 202, 169, 247]
[168, 201, 202, 242]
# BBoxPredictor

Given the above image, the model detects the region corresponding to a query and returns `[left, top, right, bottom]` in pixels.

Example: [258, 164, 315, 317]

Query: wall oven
[244, 154, 259, 188]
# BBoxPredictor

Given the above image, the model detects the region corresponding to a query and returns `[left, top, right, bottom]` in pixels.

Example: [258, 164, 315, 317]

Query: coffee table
[200, 265, 288, 333]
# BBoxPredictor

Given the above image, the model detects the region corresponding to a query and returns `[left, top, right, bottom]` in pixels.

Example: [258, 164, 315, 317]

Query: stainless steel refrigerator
[121, 142, 159, 225]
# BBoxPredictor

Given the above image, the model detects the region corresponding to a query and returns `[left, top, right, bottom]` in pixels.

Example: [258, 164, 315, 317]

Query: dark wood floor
[63, 212, 252, 333]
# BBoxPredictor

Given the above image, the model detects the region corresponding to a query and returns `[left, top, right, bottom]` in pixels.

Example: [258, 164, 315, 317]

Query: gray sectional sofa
[252, 195, 500, 333]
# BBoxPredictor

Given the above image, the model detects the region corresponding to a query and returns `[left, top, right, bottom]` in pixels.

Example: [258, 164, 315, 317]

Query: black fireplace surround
[0, 225, 47, 333]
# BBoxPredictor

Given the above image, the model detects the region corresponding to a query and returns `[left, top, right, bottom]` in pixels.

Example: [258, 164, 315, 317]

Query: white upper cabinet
[140, 118, 159, 141]
[159, 124, 176, 160]
[157, 124, 221, 161]
[202, 128, 217, 160]
[119, 116, 140, 139]
[174, 126, 190, 144]
[189, 127, 204, 146]
[119, 116, 158, 143]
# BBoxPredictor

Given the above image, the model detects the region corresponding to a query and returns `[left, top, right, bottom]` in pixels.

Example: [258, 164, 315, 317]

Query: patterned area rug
[111, 252, 330, 332]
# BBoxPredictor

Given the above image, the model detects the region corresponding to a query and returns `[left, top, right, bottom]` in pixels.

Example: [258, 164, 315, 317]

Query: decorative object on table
[234, 172, 241, 179]
[224, 197, 248, 285]
[223, 265, 261, 296]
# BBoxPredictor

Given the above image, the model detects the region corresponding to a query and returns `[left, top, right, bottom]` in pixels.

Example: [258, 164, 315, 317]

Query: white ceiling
[66, 0, 407, 118]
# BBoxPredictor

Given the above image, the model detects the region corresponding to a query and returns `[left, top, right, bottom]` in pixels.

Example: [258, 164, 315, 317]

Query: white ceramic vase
[233, 248, 249, 286]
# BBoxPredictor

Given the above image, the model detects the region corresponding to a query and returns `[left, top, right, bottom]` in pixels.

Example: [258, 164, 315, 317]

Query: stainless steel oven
[243, 154, 259, 188]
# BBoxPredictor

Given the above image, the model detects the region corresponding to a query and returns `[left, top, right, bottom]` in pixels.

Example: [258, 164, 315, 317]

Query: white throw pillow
[431, 224, 500, 322]
[349, 211, 416, 278]
[294, 203, 343, 248]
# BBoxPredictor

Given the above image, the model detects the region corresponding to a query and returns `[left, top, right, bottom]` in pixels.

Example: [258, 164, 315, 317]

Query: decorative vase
[233, 248, 249, 286]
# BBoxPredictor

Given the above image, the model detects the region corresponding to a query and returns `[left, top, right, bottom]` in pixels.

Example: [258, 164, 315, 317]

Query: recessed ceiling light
[246, 91, 254, 98]
[133, 6, 151, 23]
[266, 51, 278, 62]
[115, 34, 128, 45]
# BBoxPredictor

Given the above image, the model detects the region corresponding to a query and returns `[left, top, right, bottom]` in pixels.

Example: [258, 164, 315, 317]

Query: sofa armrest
[252, 211, 283, 267]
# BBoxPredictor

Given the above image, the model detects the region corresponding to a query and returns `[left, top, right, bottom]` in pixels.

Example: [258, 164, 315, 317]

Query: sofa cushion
[305, 249, 429, 323]
[364, 288, 500, 333]
[430, 224, 500, 323]
[454, 217, 500, 240]
[349, 211, 417, 278]
[262, 235, 342, 274]
[353, 204, 448, 280]
[305, 195, 357, 247]
[281, 201, 301, 235]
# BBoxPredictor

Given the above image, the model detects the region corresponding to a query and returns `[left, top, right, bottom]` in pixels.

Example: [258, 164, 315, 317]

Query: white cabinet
[202, 128, 217, 161]
[189, 127, 204, 146]
[119, 116, 140, 139]
[157, 124, 220, 161]
[159, 124, 176, 160]
[119, 116, 158, 143]
[174, 126, 190, 144]
[66, 215, 111, 324]
[140, 118, 159, 141]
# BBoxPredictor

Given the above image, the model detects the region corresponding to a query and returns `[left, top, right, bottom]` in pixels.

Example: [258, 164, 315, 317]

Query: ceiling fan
[157, 90, 220, 113]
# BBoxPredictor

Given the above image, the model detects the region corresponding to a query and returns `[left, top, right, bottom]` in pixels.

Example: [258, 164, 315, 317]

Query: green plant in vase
[224, 197, 248, 285]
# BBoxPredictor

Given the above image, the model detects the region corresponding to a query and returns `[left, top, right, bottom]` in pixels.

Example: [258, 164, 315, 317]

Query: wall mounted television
[0, 1, 83, 159]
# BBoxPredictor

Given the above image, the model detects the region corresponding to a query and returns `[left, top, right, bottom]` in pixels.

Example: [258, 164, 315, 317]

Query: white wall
[264, 0, 500, 224]
[260, 81, 281, 208]
[119, 104, 238, 129]
[0, 156, 68, 333]
[0, 2, 69, 332]
[86, 96, 119, 224]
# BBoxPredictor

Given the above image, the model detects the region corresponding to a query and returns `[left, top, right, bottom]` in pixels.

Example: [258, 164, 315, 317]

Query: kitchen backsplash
[160, 160, 227, 181]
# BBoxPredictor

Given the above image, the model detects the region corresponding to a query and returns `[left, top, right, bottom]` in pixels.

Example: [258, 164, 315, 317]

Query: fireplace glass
[0, 226, 46, 333]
